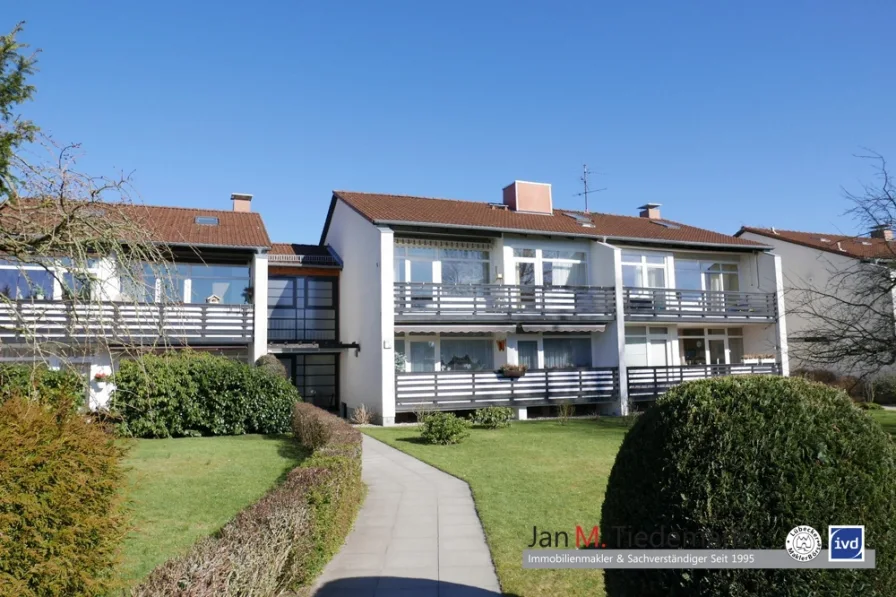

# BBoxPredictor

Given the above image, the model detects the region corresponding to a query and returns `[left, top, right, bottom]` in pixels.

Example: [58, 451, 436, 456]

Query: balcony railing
[395, 367, 619, 412]
[394, 283, 616, 321]
[622, 288, 777, 320]
[627, 363, 782, 401]
[0, 300, 254, 344]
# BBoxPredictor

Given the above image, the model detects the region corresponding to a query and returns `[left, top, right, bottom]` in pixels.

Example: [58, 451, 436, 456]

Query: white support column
[514, 407, 528, 421]
[613, 247, 630, 415]
[250, 252, 269, 362]
[379, 227, 397, 425]
[772, 253, 790, 377]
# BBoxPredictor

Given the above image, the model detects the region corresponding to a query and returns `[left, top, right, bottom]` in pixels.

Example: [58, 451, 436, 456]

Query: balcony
[393, 283, 616, 323]
[622, 288, 777, 321]
[395, 367, 619, 412]
[0, 300, 254, 345]
[627, 363, 782, 402]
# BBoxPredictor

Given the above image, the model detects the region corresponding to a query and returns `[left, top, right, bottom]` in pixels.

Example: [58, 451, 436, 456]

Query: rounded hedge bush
[600, 375, 896, 597]
[255, 354, 288, 379]
[111, 351, 300, 438]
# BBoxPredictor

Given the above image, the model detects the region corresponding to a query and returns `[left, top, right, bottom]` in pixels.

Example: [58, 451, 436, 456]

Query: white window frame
[510, 245, 589, 286]
[621, 251, 670, 289]
[673, 259, 741, 293]
[541, 334, 594, 369]
[624, 326, 672, 367]
[677, 327, 744, 365]
[394, 335, 496, 372]
[394, 240, 491, 285]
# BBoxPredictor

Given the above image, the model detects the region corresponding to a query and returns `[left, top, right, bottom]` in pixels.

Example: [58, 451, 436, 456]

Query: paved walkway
[312, 435, 501, 597]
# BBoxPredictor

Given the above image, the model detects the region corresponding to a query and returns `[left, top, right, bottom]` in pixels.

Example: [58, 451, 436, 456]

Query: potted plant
[94, 372, 110, 386]
[498, 364, 528, 379]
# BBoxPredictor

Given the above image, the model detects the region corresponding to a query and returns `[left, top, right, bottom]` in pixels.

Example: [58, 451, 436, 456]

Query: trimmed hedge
[255, 354, 288, 379]
[133, 404, 363, 596]
[110, 351, 300, 438]
[0, 363, 85, 410]
[601, 376, 896, 596]
[0, 397, 128, 597]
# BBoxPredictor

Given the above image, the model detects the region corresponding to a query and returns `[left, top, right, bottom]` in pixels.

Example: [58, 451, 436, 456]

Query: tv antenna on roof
[574, 164, 606, 213]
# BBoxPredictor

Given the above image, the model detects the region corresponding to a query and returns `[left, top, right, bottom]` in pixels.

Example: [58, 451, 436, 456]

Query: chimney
[638, 203, 662, 220]
[502, 181, 553, 215]
[231, 193, 253, 212]
[870, 224, 894, 241]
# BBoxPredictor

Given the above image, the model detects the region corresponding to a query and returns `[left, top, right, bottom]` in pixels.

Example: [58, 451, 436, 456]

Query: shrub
[872, 374, 896, 405]
[470, 405, 513, 429]
[0, 397, 128, 597]
[420, 412, 471, 445]
[857, 400, 885, 410]
[349, 403, 373, 425]
[255, 354, 288, 379]
[134, 405, 363, 596]
[600, 376, 896, 596]
[557, 401, 575, 424]
[0, 363, 85, 410]
[111, 351, 300, 438]
[791, 368, 839, 384]
[292, 402, 333, 449]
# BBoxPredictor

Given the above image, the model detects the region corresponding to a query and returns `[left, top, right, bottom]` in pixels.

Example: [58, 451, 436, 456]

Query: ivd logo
[828, 526, 865, 562]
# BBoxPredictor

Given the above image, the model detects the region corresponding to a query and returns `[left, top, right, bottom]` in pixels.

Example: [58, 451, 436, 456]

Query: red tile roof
[330, 191, 768, 249]
[736, 227, 896, 260]
[1, 200, 272, 249]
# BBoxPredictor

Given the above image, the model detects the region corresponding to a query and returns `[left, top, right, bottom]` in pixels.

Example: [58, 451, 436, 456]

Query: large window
[512, 247, 588, 286]
[189, 265, 250, 304]
[120, 262, 249, 304]
[543, 337, 592, 369]
[394, 336, 494, 372]
[268, 276, 337, 342]
[0, 259, 97, 301]
[622, 252, 666, 288]
[394, 243, 490, 285]
[679, 327, 744, 365]
[674, 260, 740, 293]
[624, 326, 670, 367]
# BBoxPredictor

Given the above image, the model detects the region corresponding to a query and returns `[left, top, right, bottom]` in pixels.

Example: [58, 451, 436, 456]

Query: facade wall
[324, 200, 394, 422]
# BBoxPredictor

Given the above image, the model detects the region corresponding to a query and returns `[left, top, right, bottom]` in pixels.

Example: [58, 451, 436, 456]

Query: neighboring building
[0, 193, 353, 411]
[323, 181, 790, 424]
[736, 225, 896, 375]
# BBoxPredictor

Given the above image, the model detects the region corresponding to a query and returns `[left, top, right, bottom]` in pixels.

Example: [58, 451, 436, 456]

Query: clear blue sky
[8, 1, 896, 243]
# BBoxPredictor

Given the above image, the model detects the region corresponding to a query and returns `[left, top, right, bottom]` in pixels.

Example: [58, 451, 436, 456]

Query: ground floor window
[394, 336, 495, 372]
[625, 326, 671, 367]
[543, 337, 592, 369]
[679, 327, 744, 365]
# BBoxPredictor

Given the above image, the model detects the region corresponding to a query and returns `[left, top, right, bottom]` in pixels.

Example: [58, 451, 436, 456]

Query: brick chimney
[231, 193, 253, 212]
[503, 181, 553, 215]
[638, 203, 662, 220]
[870, 224, 894, 241]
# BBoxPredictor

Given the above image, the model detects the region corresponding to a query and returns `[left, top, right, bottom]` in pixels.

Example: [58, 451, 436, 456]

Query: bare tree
[787, 152, 896, 378]
[0, 23, 178, 398]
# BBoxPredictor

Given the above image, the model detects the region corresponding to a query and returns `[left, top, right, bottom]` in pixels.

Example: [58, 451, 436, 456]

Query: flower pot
[500, 369, 526, 379]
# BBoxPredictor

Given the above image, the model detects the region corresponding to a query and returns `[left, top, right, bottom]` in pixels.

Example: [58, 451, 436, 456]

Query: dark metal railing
[395, 367, 619, 412]
[393, 283, 616, 320]
[627, 363, 782, 401]
[622, 287, 777, 320]
[0, 300, 254, 344]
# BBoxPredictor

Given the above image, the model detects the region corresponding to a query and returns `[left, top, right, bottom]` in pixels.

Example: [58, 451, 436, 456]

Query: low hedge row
[110, 352, 300, 437]
[0, 363, 85, 410]
[132, 404, 363, 596]
[0, 397, 128, 597]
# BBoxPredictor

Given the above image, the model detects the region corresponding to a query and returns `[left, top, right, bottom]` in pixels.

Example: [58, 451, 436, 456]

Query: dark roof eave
[150, 240, 270, 252]
[375, 219, 773, 251]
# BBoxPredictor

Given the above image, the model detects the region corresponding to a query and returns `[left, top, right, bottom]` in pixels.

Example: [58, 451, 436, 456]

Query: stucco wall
[324, 200, 394, 422]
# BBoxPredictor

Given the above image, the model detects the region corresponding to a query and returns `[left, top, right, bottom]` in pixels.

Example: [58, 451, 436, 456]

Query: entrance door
[518, 340, 539, 370]
[708, 339, 726, 365]
[276, 354, 340, 412]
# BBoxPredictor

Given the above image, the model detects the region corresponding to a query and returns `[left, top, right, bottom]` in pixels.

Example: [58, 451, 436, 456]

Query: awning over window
[521, 324, 606, 333]
[394, 324, 517, 334]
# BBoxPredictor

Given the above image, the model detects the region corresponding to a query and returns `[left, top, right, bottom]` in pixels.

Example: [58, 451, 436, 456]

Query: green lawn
[364, 419, 630, 597]
[365, 411, 896, 597]
[869, 408, 896, 436]
[118, 435, 305, 587]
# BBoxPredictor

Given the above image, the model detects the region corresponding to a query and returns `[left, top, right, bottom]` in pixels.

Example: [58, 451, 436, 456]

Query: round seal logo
[786, 526, 822, 562]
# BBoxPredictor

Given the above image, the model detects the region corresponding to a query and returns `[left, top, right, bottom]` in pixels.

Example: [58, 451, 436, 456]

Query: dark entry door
[276, 353, 339, 411]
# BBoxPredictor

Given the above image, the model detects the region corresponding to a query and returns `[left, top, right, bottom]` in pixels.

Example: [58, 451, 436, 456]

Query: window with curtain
[622, 252, 667, 289]
[440, 338, 493, 371]
[543, 338, 592, 369]
[625, 327, 669, 367]
[543, 261, 586, 286]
